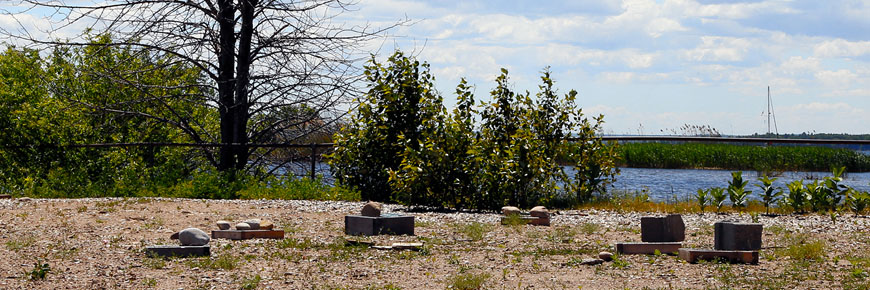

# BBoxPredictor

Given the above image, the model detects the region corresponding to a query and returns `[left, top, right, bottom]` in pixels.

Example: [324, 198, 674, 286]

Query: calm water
[604, 167, 870, 201]
[287, 162, 870, 202]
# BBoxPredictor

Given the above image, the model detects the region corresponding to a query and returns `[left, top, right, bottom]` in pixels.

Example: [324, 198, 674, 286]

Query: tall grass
[618, 143, 870, 172]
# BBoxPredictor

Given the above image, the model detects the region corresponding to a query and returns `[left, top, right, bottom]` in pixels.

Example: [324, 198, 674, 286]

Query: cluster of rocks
[216, 218, 275, 231]
[500, 206, 550, 226]
[576, 251, 615, 266]
[148, 227, 212, 257]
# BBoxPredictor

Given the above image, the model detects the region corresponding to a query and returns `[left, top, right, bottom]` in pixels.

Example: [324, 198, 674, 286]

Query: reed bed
[617, 142, 870, 172]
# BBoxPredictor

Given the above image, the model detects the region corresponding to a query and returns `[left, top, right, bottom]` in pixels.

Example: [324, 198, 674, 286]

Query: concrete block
[641, 214, 685, 242]
[714, 222, 762, 251]
[615, 242, 682, 255]
[678, 248, 759, 264]
[211, 230, 284, 240]
[145, 245, 210, 258]
[345, 215, 414, 236]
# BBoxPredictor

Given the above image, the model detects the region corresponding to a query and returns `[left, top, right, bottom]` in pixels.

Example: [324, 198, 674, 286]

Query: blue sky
[4, 0, 869, 135]
[350, 0, 870, 135]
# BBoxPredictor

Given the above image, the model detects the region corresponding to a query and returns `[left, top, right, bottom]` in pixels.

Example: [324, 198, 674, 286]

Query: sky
[3, 0, 869, 135]
[347, 0, 870, 135]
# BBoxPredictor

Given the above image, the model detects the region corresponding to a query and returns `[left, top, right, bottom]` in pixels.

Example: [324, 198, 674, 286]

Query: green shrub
[445, 272, 490, 290]
[331, 51, 618, 210]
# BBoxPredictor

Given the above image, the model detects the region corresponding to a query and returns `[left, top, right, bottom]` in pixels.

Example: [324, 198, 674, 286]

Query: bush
[330, 51, 618, 210]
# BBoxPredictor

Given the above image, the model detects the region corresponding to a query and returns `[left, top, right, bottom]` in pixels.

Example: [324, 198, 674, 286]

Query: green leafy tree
[330, 51, 437, 201]
[389, 79, 478, 209]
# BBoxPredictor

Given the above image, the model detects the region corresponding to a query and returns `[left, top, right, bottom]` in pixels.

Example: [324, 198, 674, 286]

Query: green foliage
[445, 272, 490, 290]
[27, 261, 50, 280]
[786, 180, 807, 214]
[846, 190, 870, 216]
[1, 35, 208, 197]
[695, 188, 709, 212]
[709, 187, 727, 213]
[618, 143, 870, 172]
[756, 175, 782, 215]
[727, 171, 751, 209]
[331, 52, 617, 210]
[454, 222, 493, 241]
[329, 51, 437, 202]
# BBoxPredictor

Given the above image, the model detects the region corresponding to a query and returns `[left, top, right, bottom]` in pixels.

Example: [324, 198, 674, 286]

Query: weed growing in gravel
[26, 261, 50, 280]
[142, 217, 164, 230]
[775, 234, 827, 262]
[579, 222, 600, 235]
[143, 278, 157, 287]
[454, 222, 492, 241]
[445, 271, 490, 290]
[5, 235, 36, 252]
[186, 253, 239, 270]
[501, 213, 526, 227]
[239, 274, 261, 290]
[546, 225, 578, 243]
[142, 256, 166, 269]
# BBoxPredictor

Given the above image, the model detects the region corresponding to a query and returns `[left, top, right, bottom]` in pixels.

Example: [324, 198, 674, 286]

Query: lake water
[603, 167, 870, 201]
[287, 162, 870, 201]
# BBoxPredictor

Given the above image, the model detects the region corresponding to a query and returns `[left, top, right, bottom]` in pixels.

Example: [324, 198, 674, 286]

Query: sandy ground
[0, 197, 868, 289]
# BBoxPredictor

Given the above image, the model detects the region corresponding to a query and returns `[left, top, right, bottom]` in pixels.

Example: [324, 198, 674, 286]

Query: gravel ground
[0, 197, 868, 289]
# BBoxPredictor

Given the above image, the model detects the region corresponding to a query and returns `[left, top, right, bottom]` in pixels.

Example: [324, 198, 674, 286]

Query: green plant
[727, 171, 751, 209]
[695, 188, 709, 212]
[775, 234, 827, 262]
[756, 175, 782, 215]
[709, 187, 727, 213]
[27, 261, 50, 280]
[786, 180, 807, 214]
[240, 274, 262, 290]
[455, 222, 492, 242]
[846, 190, 870, 216]
[445, 272, 490, 290]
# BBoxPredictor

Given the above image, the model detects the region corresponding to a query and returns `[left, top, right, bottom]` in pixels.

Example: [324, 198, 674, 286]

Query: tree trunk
[217, 0, 237, 171]
[233, 0, 256, 170]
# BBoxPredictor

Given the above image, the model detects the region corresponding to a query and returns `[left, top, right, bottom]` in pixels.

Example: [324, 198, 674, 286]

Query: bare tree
[1, 0, 397, 172]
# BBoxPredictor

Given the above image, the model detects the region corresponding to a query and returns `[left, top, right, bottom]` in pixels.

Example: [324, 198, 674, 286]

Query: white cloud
[814, 69, 858, 87]
[813, 39, 870, 58]
[683, 36, 751, 62]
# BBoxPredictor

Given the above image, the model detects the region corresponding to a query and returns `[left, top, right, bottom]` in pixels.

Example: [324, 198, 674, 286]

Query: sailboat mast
[766, 86, 779, 136]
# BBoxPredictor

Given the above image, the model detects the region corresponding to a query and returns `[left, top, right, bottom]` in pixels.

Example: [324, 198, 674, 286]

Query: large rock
[599, 251, 614, 262]
[259, 220, 274, 230]
[235, 222, 252, 230]
[529, 206, 549, 219]
[178, 228, 210, 246]
[501, 206, 521, 216]
[361, 201, 382, 217]
[242, 219, 261, 230]
[216, 221, 231, 230]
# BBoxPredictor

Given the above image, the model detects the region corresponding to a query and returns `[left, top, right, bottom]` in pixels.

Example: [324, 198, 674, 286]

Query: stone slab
[145, 245, 210, 258]
[211, 230, 284, 240]
[678, 248, 759, 264]
[641, 214, 685, 242]
[714, 222, 762, 251]
[500, 216, 550, 226]
[345, 215, 414, 236]
[0, 194, 11, 199]
[615, 242, 682, 255]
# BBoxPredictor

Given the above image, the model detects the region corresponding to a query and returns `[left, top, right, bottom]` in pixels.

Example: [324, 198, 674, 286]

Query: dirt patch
[0, 198, 867, 289]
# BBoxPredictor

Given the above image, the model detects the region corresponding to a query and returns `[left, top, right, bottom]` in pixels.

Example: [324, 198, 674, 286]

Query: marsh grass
[619, 142, 870, 172]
